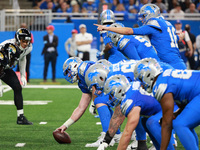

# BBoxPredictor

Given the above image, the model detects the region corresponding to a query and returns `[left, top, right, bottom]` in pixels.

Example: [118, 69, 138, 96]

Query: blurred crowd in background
[29, 0, 200, 14]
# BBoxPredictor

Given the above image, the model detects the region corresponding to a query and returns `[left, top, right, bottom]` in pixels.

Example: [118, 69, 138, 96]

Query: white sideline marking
[2, 85, 79, 89]
[96, 122, 101, 125]
[39, 122, 47, 125]
[3, 87, 12, 93]
[15, 143, 26, 147]
[0, 100, 52, 105]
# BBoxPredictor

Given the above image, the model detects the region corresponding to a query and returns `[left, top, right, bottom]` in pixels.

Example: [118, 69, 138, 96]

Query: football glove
[97, 142, 108, 150]
[89, 101, 97, 115]
[21, 75, 27, 87]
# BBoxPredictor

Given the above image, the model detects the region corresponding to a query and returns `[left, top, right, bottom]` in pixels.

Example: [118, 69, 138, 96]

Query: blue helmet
[138, 4, 160, 25]
[104, 74, 131, 108]
[134, 58, 163, 93]
[100, 9, 115, 25]
[63, 57, 82, 83]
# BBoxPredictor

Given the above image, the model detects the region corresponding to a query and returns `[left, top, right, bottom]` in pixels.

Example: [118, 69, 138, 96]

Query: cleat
[127, 140, 138, 150]
[113, 132, 122, 143]
[17, 114, 33, 125]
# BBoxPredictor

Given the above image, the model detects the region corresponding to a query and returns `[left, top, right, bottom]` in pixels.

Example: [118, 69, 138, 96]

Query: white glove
[21, 75, 27, 87]
[97, 142, 108, 150]
[89, 101, 97, 115]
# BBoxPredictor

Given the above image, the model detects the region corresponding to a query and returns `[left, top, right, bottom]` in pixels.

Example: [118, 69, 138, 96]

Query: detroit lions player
[85, 60, 150, 149]
[134, 58, 200, 150]
[95, 4, 186, 70]
[98, 9, 127, 63]
[108, 23, 160, 61]
[0, 29, 33, 125]
[98, 74, 177, 150]
[56, 58, 117, 147]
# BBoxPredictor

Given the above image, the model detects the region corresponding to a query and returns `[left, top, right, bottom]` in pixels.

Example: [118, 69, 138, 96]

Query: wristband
[103, 131, 113, 144]
[63, 118, 75, 128]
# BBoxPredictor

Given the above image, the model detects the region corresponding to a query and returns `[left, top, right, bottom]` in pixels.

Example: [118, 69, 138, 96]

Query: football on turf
[53, 130, 71, 144]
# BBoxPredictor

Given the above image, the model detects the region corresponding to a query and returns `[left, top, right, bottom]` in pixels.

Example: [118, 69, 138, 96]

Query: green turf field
[0, 83, 199, 149]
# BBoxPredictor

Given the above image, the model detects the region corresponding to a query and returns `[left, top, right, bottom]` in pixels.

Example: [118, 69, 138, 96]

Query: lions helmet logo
[88, 71, 100, 81]
[108, 80, 121, 89]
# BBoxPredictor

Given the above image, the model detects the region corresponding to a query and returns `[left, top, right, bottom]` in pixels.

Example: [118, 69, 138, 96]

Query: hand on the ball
[94, 24, 106, 32]
[56, 125, 67, 133]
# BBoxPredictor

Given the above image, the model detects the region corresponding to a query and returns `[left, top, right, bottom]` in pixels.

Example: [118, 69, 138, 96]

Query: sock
[137, 140, 148, 150]
[17, 109, 24, 117]
[97, 105, 112, 133]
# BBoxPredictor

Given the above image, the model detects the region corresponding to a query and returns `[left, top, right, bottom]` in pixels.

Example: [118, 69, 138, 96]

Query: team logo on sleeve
[0, 52, 4, 60]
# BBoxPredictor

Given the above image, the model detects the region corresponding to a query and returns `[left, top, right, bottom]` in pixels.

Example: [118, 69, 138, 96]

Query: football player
[56, 58, 119, 147]
[97, 9, 127, 63]
[98, 74, 177, 150]
[0, 28, 33, 125]
[107, 23, 160, 61]
[94, 4, 186, 70]
[134, 58, 200, 150]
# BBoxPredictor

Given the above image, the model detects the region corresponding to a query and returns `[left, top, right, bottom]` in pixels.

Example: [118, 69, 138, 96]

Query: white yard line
[2, 85, 79, 89]
[0, 100, 52, 105]
[15, 143, 26, 147]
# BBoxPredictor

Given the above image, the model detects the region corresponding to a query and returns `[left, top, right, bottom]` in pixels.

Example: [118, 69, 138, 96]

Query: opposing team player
[134, 58, 200, 150]
[97, 9, 127, 63]
[56, 58, 119, 147]
[98, 74, 177, 150]
[95, 4, 186, 69]
[0, 28, 33, 125]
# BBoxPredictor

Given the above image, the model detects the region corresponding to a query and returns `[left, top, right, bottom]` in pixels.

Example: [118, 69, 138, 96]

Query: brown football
[53, 130, 71, 144]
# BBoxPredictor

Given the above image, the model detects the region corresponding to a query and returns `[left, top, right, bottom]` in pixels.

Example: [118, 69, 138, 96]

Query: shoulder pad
[121, 99, 134, 116]
[154, 83, 167, 101]
[146, 19, 162, 31]
[119, 38, 130, 50]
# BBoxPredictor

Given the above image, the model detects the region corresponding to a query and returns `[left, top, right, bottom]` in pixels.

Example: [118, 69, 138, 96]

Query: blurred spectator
[138, 0, 150, 10]
[114, 3, 127, 14]
[155, 0, 167, 13]
[75, 24, 93, 61]
[196, 0, 200, 12]
[127, 0, 138, 13]
[175, 20, 193, 67]
[57, 2, 72, 13]
[47, 2, 54, 10]
[65, 29, 78, 57]
[42, 25, 58, 82]
[111, 0, 120, 12]
[53, 0, 64, 12]
[82, 0, 97, 13]
[196, 34, 200, 68]
[185, 24, 198, 69]
[39, 0, 55, 9]
[185, 3, 199, 13]
[71, 0, 80, 13]
[169, 3, 185, 19]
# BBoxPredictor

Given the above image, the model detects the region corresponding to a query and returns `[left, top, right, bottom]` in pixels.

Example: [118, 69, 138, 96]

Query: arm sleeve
[132, 25, 155, 35]
[19, 56, 26, 77]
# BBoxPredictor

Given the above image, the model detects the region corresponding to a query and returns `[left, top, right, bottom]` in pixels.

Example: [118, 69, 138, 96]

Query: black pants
[43, 52, 57, 80]
[1, 69, 23, 110]
[77, 51, 90, 61]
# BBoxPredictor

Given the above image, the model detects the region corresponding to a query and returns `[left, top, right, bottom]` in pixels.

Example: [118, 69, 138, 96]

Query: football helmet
[96, 59, 112, 68]
[108, 23, 124, 46]
[15, 28, 31, 51]
[134, 58, 163, 93]
[138, 4, 160, 25]
[85, 63, 109, 95]
[63, 57, 82, 83]
[1, 43, 20, 68]
[104, 74, 131, 108]
[100, 9, 115, 25]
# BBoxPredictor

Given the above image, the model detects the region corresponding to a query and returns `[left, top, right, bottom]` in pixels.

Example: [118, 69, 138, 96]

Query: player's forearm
[103, 43, 112, 52]
[19, 56, 26, 77]
[76, 40, 92, 46]
[105, 27, 133, 35]
[117, 128, 132, 150]
[160, 120, 172, 150]
[108, 105, 125, 137]
[187, 41, 194, 53]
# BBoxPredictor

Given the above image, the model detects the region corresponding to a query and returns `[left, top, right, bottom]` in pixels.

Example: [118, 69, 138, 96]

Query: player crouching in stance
[56, 58, 118, 147]
[134, 58, 200, 150]
[97, 74, 177, 150]
[0, 43, 32, 125]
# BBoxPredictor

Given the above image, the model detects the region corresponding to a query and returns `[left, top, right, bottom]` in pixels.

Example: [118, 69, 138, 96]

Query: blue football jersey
[77, 61, 95, 93]
[117, 35, 160, 61]
[132, 17, 186, 69]
[121, 81, 161, 117]
[108, 60, 138, 82]
[101, 25, 127, 63]
[152, 69, 200, 105]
